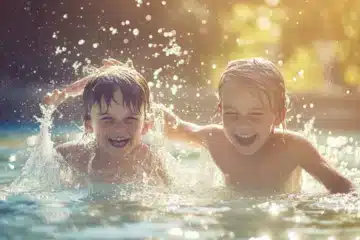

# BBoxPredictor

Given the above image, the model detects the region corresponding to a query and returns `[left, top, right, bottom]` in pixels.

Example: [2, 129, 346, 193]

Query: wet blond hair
[218, 58, 289, 122]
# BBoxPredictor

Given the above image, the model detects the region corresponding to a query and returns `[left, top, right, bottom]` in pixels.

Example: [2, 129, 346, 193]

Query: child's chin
[107, 144, 131, 156]
[232, 141, 260, 155]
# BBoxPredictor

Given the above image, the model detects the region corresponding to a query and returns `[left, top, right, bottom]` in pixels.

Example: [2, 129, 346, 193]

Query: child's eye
[250, 112, 264, 116]
[100, 116, 113, 121]
[124, 116, 139, 124]
[224, 112, 238, 115]
[128, 116, 139, 120]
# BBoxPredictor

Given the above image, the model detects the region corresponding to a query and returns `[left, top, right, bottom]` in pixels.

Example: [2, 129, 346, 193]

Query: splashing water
[6, 95, 223, 196]
[8, 105, 72, 193]
[298, 118, 360, 194]
[147, 104, 224, 191]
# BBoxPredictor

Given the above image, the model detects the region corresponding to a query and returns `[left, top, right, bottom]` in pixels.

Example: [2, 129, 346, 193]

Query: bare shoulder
[273, 129, 317, 154]
[55, 141, 91, 170]
[56, 141, 84, 158]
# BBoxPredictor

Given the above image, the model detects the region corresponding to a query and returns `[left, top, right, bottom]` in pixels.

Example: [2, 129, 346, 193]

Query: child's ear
[84, 120, 94, 133]
[141, 121, 153, 135]
[275, 108, 286, 125]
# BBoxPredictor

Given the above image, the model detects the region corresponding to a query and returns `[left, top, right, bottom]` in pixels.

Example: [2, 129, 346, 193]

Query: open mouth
[108, 137, 131, 148]
[234, 134, 257, 146]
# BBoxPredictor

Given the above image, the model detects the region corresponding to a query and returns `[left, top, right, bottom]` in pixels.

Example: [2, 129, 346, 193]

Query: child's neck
[91, 144, 144, 172]
[91, 148, 124, 172]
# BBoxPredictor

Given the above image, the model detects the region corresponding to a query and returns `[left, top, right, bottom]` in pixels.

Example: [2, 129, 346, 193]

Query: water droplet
[93, 43, 99, 48]
[212, 64, 217, 69]
[63, 14, 68, 19]
[265, 0, 280, 6]
[257, 17, 271, 30]
[9, 155, 16, 162]
[145, 15, 152, 21]
[133, 28, 139, 36]
[298, 69, 304, 77]
[170, 85, 178, 95]
[161, 1, 166, 5]
[110, 27, 118, 35]
[135, 0, 143, 5]
[78, 39, 85, 45]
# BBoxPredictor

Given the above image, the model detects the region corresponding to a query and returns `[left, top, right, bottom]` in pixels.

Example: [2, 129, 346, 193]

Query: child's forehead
[92, 101, 142, 115]
[220, 80, 266, 97]
[221, 82, 273, 108]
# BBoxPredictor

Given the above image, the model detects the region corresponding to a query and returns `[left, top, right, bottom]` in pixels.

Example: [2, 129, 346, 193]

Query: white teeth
[111, 137, 128, 141]
[238, 135, 254, 138]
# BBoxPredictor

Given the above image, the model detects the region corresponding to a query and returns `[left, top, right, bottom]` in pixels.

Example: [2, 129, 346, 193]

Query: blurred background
[1, 0, 360, 151]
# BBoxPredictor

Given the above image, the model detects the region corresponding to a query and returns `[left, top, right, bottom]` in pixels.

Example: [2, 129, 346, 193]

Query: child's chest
[208, 143, 300, 191]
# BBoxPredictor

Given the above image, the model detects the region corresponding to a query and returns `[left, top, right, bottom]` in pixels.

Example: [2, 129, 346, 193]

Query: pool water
[0, 123, 360, 240]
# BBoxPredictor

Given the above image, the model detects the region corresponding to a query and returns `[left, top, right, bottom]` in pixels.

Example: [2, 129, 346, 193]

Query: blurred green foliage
[200, 0, 360, 92]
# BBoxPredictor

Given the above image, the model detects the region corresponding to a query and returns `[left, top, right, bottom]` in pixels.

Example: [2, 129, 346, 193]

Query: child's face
[220, 80, 279, 155]
[87, 89, 146, 158]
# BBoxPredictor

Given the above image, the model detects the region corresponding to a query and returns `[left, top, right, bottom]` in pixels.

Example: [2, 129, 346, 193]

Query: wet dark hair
[83, 65, 150, 121]
[218, 58, 289, 118]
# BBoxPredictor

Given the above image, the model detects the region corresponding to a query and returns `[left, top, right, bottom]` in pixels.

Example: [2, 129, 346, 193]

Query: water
[1, 113, 360, 239]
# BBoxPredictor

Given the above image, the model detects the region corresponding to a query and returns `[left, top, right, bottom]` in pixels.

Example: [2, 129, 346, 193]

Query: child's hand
[156, 104, 179, 128]
[43, 89, 68, 107]
[63, 58, 128, 96]
[101, 58, 123, 67]
[43, 58, 129, 107]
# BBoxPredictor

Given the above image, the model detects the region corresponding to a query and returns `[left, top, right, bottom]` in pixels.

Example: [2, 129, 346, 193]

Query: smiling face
[220, 80, 282, 156]
[87, 89, 146, 158]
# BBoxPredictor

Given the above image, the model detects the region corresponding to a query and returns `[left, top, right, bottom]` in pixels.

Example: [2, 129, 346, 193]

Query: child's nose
[235, 115, 253, 125]
[234, 118, 254, 130]
[113, 121, 128, 131]
[235, 123, 253, 132]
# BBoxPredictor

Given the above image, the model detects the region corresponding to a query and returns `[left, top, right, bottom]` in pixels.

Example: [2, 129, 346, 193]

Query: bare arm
[42, 75, 91, 107]
[296, 137, 355, 194]
[43, 58, 121, 106]
[161, 106, 214, 147]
